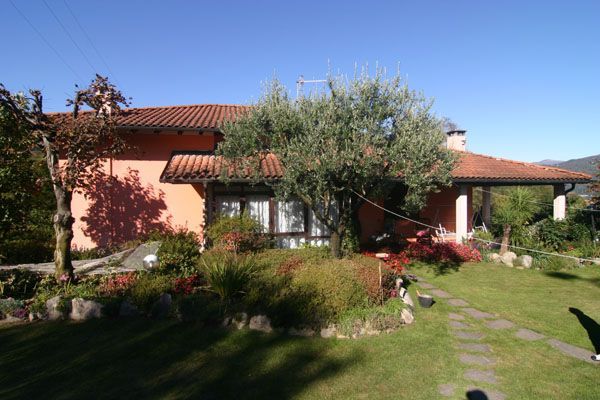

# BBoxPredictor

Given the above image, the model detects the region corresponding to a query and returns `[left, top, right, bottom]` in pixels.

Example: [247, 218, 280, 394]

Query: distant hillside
[536, 154, 599, 196]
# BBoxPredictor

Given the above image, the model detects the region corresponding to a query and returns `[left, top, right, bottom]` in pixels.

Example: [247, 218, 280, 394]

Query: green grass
[0, 259, 598, 399]
[410, 261, 600, 349]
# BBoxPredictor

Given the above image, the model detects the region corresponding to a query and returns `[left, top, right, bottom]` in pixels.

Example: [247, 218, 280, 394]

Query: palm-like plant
[493, 187, 539, 254]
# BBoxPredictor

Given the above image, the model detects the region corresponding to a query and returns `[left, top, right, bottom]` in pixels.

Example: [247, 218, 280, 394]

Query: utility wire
[9, 0, 82, 81]
[62, 0, 120, 85]
[42, 0, 98, 75]
[351, 189, 598, 263]
[474, 187, 600, 213]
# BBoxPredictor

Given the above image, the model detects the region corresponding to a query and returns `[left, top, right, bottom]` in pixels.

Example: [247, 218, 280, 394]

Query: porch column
[553, 184, 566, 220]
[481, 186, 492, 228]
[455, 184, 469, 243]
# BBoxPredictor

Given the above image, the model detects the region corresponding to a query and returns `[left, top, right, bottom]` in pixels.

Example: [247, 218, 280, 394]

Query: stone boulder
[288, 326, 315, 337]
[46, 296, 70, 320]
[119, 300, 139, 317]
[515, 255, 533, 268]
[400, 308, 415, 325]
[151, 293, 172, 319]
[70, 298, 103, 321]
[122, 241, 161, 270]
[249, 315, 273, 333]
[232, 312, 248, 330]
[500, 251, 517, 266]
[320, 324, 337, 338]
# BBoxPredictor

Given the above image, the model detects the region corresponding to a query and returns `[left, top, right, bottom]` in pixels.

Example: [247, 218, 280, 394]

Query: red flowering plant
[406, 242, 482, 263]
[99, 272, 138, 297]
[173, 274, 203, 296]
[361, 251, 410, 301]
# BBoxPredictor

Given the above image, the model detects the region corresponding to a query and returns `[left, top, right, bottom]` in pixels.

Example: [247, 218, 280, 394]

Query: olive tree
[0, 75, 129, 278]
[218, 70, 455, 258]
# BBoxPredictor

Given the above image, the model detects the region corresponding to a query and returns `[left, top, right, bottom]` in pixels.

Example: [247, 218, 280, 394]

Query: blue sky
[1, 0, 598, 162]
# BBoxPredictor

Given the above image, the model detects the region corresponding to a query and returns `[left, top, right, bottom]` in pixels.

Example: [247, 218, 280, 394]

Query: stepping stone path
[546, 338, 596, 363]
[515, 328, 545, 341]
[430, 289, 451, 298]
[418, 274, 596, 400]
[464, 369, 498, 384]
[448, 312, 465, 321]
[485, 319, 515, 330]
[462, 308, 495, 319]
[416, 282, 436, 289]
[447, 298, 469, 307]
[459, 353, 495, 366]
[458, 343, 492, 353]
[449, 320, 470, 329]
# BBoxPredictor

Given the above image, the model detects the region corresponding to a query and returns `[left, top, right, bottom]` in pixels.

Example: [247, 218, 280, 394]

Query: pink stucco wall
[70, 131, 215, 249]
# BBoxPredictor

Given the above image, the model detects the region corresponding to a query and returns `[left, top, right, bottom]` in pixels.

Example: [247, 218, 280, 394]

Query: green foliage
[534, 217, 591, 251]
[533, 255, 581, 271]
[156, 229, 201, 276]
[218, 68, 455, 257]
[129, 273, 173, 313]
[0, 269, 43, 299]
[206, 213, 269, 252]
[336, 298, 406, 336]
[200, 253, 258, 302]
[174, 292, 223, 322]
[492, 187, 539, 245]
[0, 298, 25, 318]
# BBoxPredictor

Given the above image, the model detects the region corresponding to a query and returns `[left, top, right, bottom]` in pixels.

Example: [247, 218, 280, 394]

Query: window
[246, 195, 270, 231]
[216, 196, 240, 217]
[275, 199, 305, 233]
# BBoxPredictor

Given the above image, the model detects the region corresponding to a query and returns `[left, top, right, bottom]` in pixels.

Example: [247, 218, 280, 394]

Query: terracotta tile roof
[452, 152, 592, 183]
[161, 150, 592, 184]
[160, 152, 283, 183]
[50, 104, 250, 130]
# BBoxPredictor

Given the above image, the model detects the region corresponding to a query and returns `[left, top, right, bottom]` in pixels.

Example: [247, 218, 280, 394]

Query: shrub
[0, 238, 53, 265]
[173, 274, 203, 295]
[535, 217, 591, 251]
[200, 253, 258, 302]
[129, 273, 173, 313]
[98, 272, 138, 297]
[0, 269, 43, 299]
[405, 242, 482, 263]
[156, 229, 201, 275]
[534, 255, 580, 271]
[174, 292, 223, 322]
[0, 298, 26, 318]
[206, 213, 269, 253]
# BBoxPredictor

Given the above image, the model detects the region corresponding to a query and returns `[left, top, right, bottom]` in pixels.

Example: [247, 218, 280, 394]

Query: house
[67, 104, 592, 250]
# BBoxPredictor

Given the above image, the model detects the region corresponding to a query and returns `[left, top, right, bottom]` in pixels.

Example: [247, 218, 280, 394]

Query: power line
[351, 189, 598, 263]
[62, 0, 120, 84]
[42, 0, 98, 75]
[474, 187, 600, 213]
[9, 0, 82, 81]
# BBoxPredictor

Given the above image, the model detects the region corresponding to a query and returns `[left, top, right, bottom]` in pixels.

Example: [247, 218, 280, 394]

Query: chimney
[446, 130, 467, 151]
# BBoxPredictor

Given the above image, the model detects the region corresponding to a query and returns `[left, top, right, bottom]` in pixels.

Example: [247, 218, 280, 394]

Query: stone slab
[416, 282, 436, 289]
[448, 312, 465, 321]
[546, 338, 595, 363]
[459, 353, 495, 366]
[122, 241, 161, 269]
[449, 320, 470, 329]
[438, 383, 455, 397]
[464, 369, 497, 384]
[447, 298, 469, 307]
[458, 343, 492, 353]
[467, 388, 506, 400]
[515, 328, 545, 341]
[485, 319, 515, 330]
[430, 289, 451, 298]
[453, 331, 485, 340]
[463, 308, 494, 319]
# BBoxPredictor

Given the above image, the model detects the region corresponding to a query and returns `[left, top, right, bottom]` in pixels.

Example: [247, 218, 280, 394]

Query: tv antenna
[296, 75, 327, 98]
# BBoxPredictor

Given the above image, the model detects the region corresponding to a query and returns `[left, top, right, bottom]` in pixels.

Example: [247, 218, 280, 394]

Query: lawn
[0, 260, 598, 399]
[410, 261, 600, 349]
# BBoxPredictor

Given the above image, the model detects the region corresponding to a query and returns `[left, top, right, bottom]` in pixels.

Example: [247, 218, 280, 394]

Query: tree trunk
[500, 224, 511, 255]
[330, 229, 343, 259]
[53, 188, 75, 279]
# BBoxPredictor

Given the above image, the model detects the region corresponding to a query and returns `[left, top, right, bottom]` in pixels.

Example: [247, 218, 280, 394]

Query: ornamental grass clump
[200, 253, 258, 302]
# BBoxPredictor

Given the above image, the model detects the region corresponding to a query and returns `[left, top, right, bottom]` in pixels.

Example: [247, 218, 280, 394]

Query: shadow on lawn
[569, 307, 600, 353]
[0, 320, 361, 400]
[543, 271, 600, 287]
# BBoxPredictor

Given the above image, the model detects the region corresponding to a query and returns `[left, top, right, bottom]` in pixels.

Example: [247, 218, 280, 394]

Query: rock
[46, 296, 69, 321]
[400, 308, 414, 324]
[320, 324, 337, 338]
[515, 255, 533, 268]
[122, 241, 161, 270]
[288, 326, 315, 337]
[222, 316, 232, 327]
[592, 258, 600, 266]
[500, 251, 517, 266]
[70, 298, 103, 321]
[488, 253, 502, 263]
[400, 290, 415, 308]
[232, 312, 248, 329]
[249, 315, 273, 333]
[151, 293, 172, 319]
[0, 315, 22, 324]
[119, 300, 139, 317]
